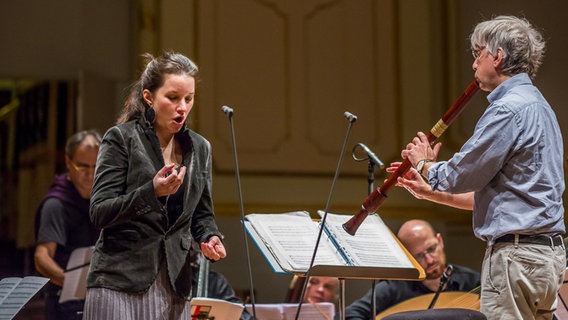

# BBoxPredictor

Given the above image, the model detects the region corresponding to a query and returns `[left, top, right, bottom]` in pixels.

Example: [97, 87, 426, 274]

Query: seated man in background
[345, 219, 481, 319]
[34, 130, 102, 320]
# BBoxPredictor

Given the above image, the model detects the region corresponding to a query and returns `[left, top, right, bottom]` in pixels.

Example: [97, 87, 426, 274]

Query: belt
[495, 234, 563, 246]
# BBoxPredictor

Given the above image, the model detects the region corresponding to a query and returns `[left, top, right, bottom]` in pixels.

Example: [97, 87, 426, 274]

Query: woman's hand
[153, 164, 187, 197]
[201, 236, 226, 261]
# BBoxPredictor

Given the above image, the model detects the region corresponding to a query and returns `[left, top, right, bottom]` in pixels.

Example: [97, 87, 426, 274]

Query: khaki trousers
[480, 241, 565, 320]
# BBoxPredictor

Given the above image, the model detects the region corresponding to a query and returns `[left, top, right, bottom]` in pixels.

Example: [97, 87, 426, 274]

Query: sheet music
[59, 246, 94, 303]
[245, 303, 283, 319]
[282, 302, 335, 320]
[245, 302, 335, 320]
[246, 212, 344, 272]
[0, 278, 20, 306]
[319, 211, 413, 268]
[0, 276, 49, 320]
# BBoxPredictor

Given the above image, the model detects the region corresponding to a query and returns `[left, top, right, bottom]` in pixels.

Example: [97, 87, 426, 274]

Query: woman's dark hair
[116, 52, 199, 124]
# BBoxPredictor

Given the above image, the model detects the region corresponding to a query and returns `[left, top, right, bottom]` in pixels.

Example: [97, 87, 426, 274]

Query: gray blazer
[87, 119, 222, 298]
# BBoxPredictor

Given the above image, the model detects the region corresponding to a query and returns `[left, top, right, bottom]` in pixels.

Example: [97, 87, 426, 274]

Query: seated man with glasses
[34, 130, 102, 320]
[344, 219, 480, 320]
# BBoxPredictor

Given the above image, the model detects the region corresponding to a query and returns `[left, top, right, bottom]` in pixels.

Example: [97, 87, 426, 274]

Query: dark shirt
[37, 198, 96, 270]
[344, 264, 480, 320]
[35, 173, 99, 320]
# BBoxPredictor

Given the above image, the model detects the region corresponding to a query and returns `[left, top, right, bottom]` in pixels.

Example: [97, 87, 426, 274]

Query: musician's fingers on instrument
[387, 162, 401, 173]
[433, 142, 442, 155]
[393, 177, 402, 186]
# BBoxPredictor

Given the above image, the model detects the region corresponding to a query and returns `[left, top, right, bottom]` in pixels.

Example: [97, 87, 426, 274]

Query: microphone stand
[366, 161, 375, 195]
[366, 161, 377, 320]
[351, 145, 379, 320]
[294, 111, 357, 320]
[222, 106, 257, 319]
[196, 253, 210, 297]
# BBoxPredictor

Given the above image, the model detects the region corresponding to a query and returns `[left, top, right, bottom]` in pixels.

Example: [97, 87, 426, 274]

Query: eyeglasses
[414, 242, 439, 262]
[70, 161, 96, 174]
[471, 46, 486, 60]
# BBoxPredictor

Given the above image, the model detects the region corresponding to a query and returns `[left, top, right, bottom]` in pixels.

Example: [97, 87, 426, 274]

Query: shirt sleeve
[36, 198, 68, 245]
[428, 103, 520, 193]
[90, 126, 164, 228]
[189, 139, 223, 244]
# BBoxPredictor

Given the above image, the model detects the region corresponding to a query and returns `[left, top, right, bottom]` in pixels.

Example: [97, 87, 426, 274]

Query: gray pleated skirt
[83, 265, 191, 320]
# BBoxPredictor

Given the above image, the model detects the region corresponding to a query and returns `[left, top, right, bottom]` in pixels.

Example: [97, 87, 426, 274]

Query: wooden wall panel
[196, 0, 399, 175]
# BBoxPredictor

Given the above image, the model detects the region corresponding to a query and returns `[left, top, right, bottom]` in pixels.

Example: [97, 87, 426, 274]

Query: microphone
[356, 143, 385, 169]
[440, 264, 454, 286]
[221, 105, 233, 116]
[428, 264, 454, 309]
[344, 111, 357, 123]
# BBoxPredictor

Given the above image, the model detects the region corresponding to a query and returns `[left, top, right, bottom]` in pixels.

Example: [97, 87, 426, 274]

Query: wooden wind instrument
[342, 80, 480, 235]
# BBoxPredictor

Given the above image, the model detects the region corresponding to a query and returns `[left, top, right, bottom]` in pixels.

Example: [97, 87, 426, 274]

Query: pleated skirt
[83, 265, 191, 320]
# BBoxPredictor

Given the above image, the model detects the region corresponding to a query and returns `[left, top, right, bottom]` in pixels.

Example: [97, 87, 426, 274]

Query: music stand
[310, 263, 424, 319]
[244, 219, 425, 320]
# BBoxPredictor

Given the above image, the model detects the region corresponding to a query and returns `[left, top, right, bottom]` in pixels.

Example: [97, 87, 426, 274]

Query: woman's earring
[145, 106, 156, 124]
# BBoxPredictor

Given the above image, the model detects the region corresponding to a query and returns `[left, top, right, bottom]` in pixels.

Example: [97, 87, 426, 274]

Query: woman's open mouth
[174, 116, 185, 125]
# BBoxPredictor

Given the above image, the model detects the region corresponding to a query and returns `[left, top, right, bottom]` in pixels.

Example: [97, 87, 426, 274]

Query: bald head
[397, 219, 436, 248]
[397, 219, 446, 280]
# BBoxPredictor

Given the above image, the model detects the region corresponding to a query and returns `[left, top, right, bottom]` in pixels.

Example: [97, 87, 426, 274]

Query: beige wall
[1, 0, 567, 306]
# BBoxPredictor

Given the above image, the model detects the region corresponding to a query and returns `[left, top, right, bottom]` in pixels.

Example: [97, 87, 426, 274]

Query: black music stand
[244, 219, 425, 320]
[309, 265, 424, 320]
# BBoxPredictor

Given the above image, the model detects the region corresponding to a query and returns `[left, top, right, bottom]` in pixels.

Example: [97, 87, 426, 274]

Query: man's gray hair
[470, 15, 545, 78]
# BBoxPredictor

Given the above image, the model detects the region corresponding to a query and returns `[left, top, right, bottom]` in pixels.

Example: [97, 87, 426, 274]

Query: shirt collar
[487, 73, 532, 104]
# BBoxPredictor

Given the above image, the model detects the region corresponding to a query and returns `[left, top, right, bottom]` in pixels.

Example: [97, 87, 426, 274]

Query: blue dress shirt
[427, 73, 565, 244]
